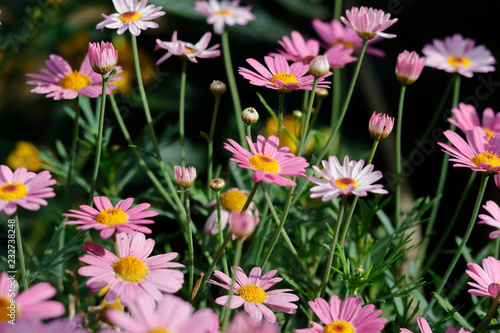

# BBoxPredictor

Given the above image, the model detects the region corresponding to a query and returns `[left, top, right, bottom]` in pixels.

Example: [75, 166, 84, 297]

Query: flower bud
[229, 211, 257, 240]
[174, 165, 197, 188]
[88, 41, 118, 75]
[309, 55, 330, 78]
[369, 111, 394, 139]
[293, 110, 303, 119]
[210, 80, 226, 95]
[395, 50, 426, 85]
[316, 88, 329, 99]
[241, 107, 259, 125]
[209, 178, 225, 191]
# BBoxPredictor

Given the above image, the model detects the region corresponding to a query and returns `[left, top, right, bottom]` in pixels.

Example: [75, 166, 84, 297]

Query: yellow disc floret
[447, 55, 471, 67]
[146, 329, 172, 333]
[119, 11, 142, 23]
[220, 189, 248, 212]
[334, 177, 360, 190]
[216, 10, 234, 16]
[95, 208, 128, 226]
[269, 72, 299, 89]
[112, 256, 149, 283]
[471, 151, 500, 171]
[0, 296, 17, 322]
[323, 320, 355, 333]
[0, 182, 28, 201]
[483, 127, 496, 141]
[237, 284, 268, 304]
[60, 70, 91, 91]
[248, 153, 280, 173]
[6, 141, 42, 172]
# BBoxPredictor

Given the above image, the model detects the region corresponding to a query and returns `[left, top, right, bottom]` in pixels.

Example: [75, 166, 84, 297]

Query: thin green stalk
[317, 40, 368, 164]
[246, 124, 252, 139]
[425, 173, 489, 315]
[277, 93, 285, 142]
[319, 196, 348, 298]
[297, 78, 319, 157]
[13, 213, 28, 290]
[472, 289, 500, 333]
[309, 92, 326, 131]
[179, 58, 188, 167]
[221, 30, 245, 145]
[333, 0, 343, 18]
[184, 189, 194, 299]
[208, 93, 222, 198]
[216, 191, 229, 275]
[241, 181, 260, 213]
[221, 239, 244, 333]
[395, 84, 407, 228]
[330, 68, 342, 153]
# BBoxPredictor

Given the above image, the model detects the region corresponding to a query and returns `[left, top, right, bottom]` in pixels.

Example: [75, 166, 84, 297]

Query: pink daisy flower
[224, 135, 309, 187]
[340, 6, 398, 40]
[155, 31, 220, 65]
[296, 295, 387, 333]
[312, 19, 385, 57]
[400, 317, 470, 333]
[478, 200, 500, 239]
[96, 0, 166, 36]
[0, 165, 56, 215]
[448, 103, 500, 140]
[195, 0, 256, 35]
[438, 127, 500, 173]
[105, 294, 219, 333]
[4, 316, 90, 333]
[0, 271, 65, 322]
[26, 54, 121, 100]
[208, 266, 299, 323]
[238, 55, 331, 93]
[309, 155, 388, 201]
[422, 34, 496, 78]
[78, 232, 184, 307]
[63, 196, 158, 239]
[227, 312, 280, 333]
[204, 188, 259, 235]
[395, 50, 426, 85]
[271, 31, 320, 64]
[466, 256, 500, 298]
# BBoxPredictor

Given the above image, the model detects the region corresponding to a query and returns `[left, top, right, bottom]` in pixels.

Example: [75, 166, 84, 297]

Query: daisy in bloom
[466, 256, 500, 298]
[0, 272, 65, 322]
[296, 295, 387, 333]
[312, 19, 385, 57]
[238, 54, 331, 93]
[448, 103, 500, 140]
[340, 6, 398, 40]
[438, 127, 500, 173]
[208, 266, 299, 322]
[0, 165, 56, 215]
[395, 50, 426, 85]
[271, 31, 320, 64]
[422, 34, 496, 78]
[204, 188, 259, 235]
[26, 54, 121, 100]
[227, 312, 280, 333]
[105, 294, 219, 333]
[195, 0, 256, 35]
[369, 111, 395, 139]
[400, 317, 470, 333]
[4, 317, 90, 333]
[478, 200, 500, 239]
[78, 232, 184, 307]
[96, 0, 165, 36]
[155, 31, 221, 65]
[309, 155, 388, 201]
[224, 135, 309, 187]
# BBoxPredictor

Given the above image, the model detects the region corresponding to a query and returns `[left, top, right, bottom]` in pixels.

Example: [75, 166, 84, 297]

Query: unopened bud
[174, 165, 197, 189]
[293, 110, 303, 119]
[316, 88, 329, 98]
[209, 178, 225, 191]
[210, 80, 226, 95]
[368, 111, 394, 139]
[229, 211, 257, 240]
[241, 107, 259, 125]
[309, 55, 330, 78]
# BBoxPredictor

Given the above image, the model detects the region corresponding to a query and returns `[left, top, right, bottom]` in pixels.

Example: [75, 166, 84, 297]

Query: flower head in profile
[96, 0, 166, 36]
[369, 111, 395, 139]
[174, 165, 197, 189]
[478, 201, 500, 239]
[224, 135, 309, 187]
[6, 141, 42, 172]
[208, 266, 299, 322]
[448, 103, 500, 140]
[155, 31, 220, 65]
[438, 127, 500, 173]
[0, 165, 56, 215]
[309, 155, 388, 201]
[88, 41, 118, 75]
[400, 317, 470, 333]
[227, 312, 280, 333]
[26, 54, 121, 100]
[466, 256, 500, 298]
[271, 31, 320, 64]
[238, 55, 331, 93]
[64, 196, 158, 239]
[340, 6, 397, 40]
[296, 295, 387, 333]
[229, 211, 258, 239]
[4, 316, 90, 333]
[195, 0, 256, 35]
[396, 50, 426, 85]
[422, 34, 496, 78]
[78, 232, 184, 307]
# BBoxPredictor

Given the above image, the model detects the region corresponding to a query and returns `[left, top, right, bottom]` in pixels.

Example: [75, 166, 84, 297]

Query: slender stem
[277, 93, 285, 142]
[221, 30, 245, 145]
[317, 40, 368, 164]
[333, 0, 343, 19]
[179, 59, 188, 167]
[241, 181, 260, 213]
[184, 189, 195, 299]
[395, 84, 407, 228]
[330, 68, 342, 153]
[472, 286, 500, 333]
[297, 78, 319, 157]
[67, 98, 80, 194]
[13, 213, 28, 290]
[246, 124, 252, 139]
[367, 138, 380, 165]
[319, 196, 348, 298]
[208, 94, 222, 198]
[425, 173, 489, 315]
[221, 240, 244, 333]
[216, 191, 229, 275]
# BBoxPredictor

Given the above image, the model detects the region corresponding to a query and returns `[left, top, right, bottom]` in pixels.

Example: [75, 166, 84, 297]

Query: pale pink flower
[309, 155, 388, 201]
[208, 266, 299, 322]
[63, 196, 158, 239]
[0, 272, 65, 321]
[88, 41, 118, 75]
[340, 6, 397, 40]
[174, 165, 197, 189]
[323, 44, 357, 69]
[271, 31, 320, 64]
[229, 211, 258, 239]
[396, 50, 426, 85]
[224, 135, 309, 187]
[400, 317, 470, 333]
[369, 111, 395, 139]
[296, 295, 387, 333]
[466, 256, 500, 298]
[195, 0, 256, 35]
[96, 0, 165, 36]
[3, 316, 90, 333]
[26, 54, 121, 100]
[227, 312, 280, 333]
[478, 200, 500, 239]
[0, 165, 56, 215]
[438, 127, 500, 173]
[105, 294, 219, 333]
[448, 103, 500, 140]
[78, 232, 184, 307]
[238, 55, 331, 93]
[422, 34, 496, 78]
[155, 31, 220, 65]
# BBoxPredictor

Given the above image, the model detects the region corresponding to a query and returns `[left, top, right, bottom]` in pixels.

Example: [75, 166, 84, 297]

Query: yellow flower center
[331, 40, 356, 50]
[0, 182, 28, 201]
[216, 10, 234, 16]
[248, 153, 280, 173]
[471, 151, 500, 171]
[146, 329, 172, 333]
[483, 127, 496, 141]
[185, 46, 196, 53]
[447, 55, 471, 67]
[334, 177, 360, 190]
[95, 208, 128, 226]
[112, 256, 149, 283]
[6, 141, 42, 172]
[0, 296, 17, 322]
[237, 284, 268, 304]
[323, 320, 355, 333]
[60, 70, 91, 91]
[220, 189, 248, 212]
[119, 10, 142, 23]
[269, 72, 299, 89]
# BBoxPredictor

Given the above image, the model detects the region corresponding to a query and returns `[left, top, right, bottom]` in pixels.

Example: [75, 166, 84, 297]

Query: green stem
[241, 181, 260, 213]
[221, 240, 244, 333]
[184, 189, 194, 299]
[216, 191, 229, 276]
[395, 84, 407, 228]
[208, 94, 222, 198]
[329, 68, 342, 153]
[246, 124, 252, 139]
[472, 288, 500, 333]
[333, 0, 343, 19]
[13, 213, 28, 290]
[179, 58, 188, 167]
[297, 78, 319, 157]
[277, 93, 285, 142]
[67, 98, 80, 195]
